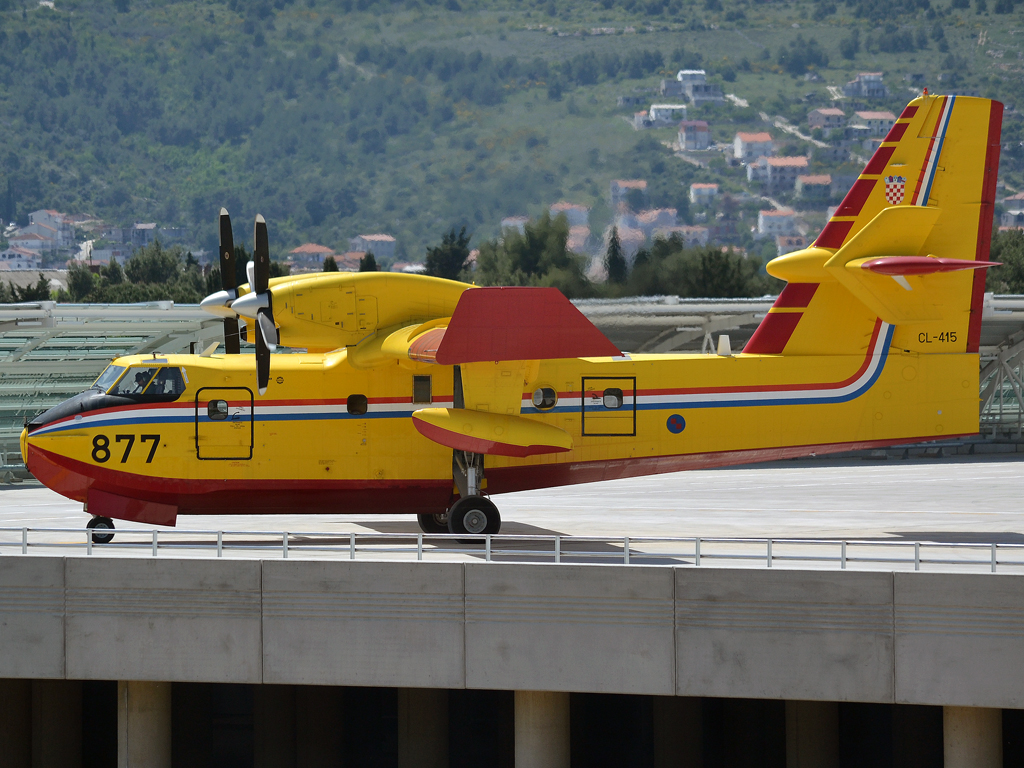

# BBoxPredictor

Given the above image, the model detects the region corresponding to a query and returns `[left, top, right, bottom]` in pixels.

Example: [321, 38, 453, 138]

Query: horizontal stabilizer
[412, 407, 573, 457]
[434, 287, 620, 365]
[859, 256, 1000, 276]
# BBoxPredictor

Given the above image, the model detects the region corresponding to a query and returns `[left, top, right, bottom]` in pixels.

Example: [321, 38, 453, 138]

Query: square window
[413, 375, 432, 404]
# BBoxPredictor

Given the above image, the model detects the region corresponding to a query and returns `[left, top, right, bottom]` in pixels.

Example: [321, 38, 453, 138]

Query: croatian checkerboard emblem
[884, 175, 907, 205]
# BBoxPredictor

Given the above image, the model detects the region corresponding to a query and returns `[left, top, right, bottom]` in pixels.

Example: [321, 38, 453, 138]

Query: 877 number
[91, 434, 161, 464]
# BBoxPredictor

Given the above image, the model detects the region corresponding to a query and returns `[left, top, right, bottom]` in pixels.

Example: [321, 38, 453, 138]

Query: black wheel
[86, 516, 115, 544]
[417, 512, 449, 534]
[448, 496, 501, 537]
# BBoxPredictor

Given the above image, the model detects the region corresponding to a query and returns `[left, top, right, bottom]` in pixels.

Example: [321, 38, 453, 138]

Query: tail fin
[748, 95, 1003, 357]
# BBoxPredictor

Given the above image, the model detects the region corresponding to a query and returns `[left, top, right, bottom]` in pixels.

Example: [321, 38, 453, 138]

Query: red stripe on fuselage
[967, 100, 1003, 354]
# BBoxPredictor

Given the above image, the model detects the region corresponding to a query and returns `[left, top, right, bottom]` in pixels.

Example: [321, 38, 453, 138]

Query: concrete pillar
[943, 706, 1002, 768]
[785, 701, 839, 768]
[117, 681, 171, 768]
[514, 691, 569, 768]
[653, 697, 702, 768]
[31, 680, 82, 768]
[398, 688, 448, 768]
[0, 680, 32, 768]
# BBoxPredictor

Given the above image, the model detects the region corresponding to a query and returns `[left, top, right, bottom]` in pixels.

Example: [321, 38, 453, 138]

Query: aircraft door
[195, 387, 254, 460]
[582, 377, 636, 436]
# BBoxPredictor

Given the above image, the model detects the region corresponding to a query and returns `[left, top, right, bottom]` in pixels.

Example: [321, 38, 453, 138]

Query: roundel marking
[666, 414, 686, 434]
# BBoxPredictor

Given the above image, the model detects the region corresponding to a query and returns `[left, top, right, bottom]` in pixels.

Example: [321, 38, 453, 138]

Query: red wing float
[22, 94, 1005, 538]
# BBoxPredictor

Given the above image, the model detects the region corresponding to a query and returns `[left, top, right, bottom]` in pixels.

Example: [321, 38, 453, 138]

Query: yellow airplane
[22, 93, 1003, 541]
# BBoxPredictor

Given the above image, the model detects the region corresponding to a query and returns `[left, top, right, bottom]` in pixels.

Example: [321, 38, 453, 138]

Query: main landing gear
[415, 450, 502, 537]
[86, 515, 115, 544]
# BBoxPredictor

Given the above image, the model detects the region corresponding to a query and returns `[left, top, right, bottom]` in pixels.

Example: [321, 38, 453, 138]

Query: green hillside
[0, 0, 1021, 261]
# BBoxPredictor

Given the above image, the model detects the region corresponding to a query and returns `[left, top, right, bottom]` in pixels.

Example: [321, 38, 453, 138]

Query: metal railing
[2, 527, 1023, 573]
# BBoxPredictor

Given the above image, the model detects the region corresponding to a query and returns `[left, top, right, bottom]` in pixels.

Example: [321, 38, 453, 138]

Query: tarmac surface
[2, 455, 1022, 544]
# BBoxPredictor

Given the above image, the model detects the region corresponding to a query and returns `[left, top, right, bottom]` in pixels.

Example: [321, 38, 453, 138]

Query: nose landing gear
[86, 515, 115, 544]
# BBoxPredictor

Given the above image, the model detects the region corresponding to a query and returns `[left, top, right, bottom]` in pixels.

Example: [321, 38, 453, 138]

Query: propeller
[198, 208, 241, 354]
[231, 215, 279, 395]
[219, 210, 241, 354]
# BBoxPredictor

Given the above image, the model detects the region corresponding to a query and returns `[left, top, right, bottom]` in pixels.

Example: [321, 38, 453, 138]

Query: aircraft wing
[385, 287, 621, 457]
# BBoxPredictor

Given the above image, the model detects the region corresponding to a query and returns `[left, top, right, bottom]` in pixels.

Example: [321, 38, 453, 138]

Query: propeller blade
[257, 310, 278, 352]
[224, 317, 241, 354]
[246, 260, 255, 291]
[255, 310, 271, 396]
[254, 214, 270, 294]
[219, 208, 236, 291]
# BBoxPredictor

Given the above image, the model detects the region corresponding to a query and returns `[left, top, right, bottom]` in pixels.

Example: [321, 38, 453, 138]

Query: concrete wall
[5, 556, 1024, 707]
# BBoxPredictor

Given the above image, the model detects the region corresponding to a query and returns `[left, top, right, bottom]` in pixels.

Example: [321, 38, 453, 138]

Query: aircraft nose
[20, 427, 28, 461]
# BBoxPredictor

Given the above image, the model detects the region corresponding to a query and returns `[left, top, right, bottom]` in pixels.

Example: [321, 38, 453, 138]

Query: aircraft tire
[448, 496, 501, 538]
[86, 516, 115, 544]
[417, 512, 449, 534]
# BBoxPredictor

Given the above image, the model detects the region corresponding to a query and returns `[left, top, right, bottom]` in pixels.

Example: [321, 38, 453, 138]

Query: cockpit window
[111, 367, 159, 395]
[93, 365, 126, 392]
[104, 366, 187, 398]
[144, 367, 186, 396]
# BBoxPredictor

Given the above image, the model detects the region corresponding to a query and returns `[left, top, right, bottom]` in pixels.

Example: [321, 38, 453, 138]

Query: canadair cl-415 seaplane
[23, 93, 1003, 540]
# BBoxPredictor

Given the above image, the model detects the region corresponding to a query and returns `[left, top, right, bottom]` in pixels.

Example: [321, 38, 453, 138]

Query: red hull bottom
[27, 434, 965, 527]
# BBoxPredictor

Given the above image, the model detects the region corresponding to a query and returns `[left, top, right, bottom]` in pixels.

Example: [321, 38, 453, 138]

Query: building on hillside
[851, 111, 897, 137]
[550, 202, 590, 228]
[567, 226, 591, 254]
[88, 245, 133, 266]
[653, 225, 709, 248]
[673, 70, 724, 104]
[28, 209, 74, 247]
[500, 216, 529, 235]
[757, 209, 797, 237]
[734, 132, 773, 163]
[632, 110, 653, 130]
[649, 104, 688, 125]
[807, 107, 845, 131]
[689, 183, 719, 205]
[8, 232, 54, 251]
[1002, 192, 1024, 213]
[659, 79, 684, 97]
[610, 180, 648, 209]
[335, 252, 364, 271]
[1001, 211, 1024, 230]
[678, 120, 711, 151]
[813, 145, 849, 164]
[350, 234, 396, 260]
[747, 156, 810, 192]
[843, 72, 889, 99]
[617, 95, 645, 107]
[131, 223, 158, 248]
[776, 235, 808, 255]
[290, 243, 335, 272]
[635, 209, 678, 238]
[0, 247, 41, 270]
[795, 174, 832, 201]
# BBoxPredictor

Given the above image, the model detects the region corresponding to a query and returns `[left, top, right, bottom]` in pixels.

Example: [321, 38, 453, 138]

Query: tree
[125, 241, 183, 285]
[67, 261, 96, 301]
[13, 273, 52, 302]
[359, 251, 379, 272]
[605, 227, 627, 284]
[425, 227, 471, 280]
[323, 255, 339, 272]
[987, 229, 1024, 293]
[102, 257, 124, 285]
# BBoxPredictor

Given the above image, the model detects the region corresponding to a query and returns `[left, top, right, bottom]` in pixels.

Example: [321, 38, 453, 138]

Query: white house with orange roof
[733, 132, 773, 163]
[8, 231, 54, 252]
[289, 243, 335, 272]
[0, 246, 41, 270]
[748, 156, 810, 191]
[549, 202, 590, 228]
[807, 107, 845, 131]
[634, 209, 677, 238]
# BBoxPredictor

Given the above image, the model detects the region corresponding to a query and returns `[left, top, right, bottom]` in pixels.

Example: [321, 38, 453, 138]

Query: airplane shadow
[882, 531, 1024, 545]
